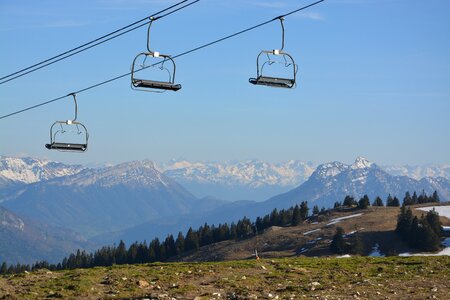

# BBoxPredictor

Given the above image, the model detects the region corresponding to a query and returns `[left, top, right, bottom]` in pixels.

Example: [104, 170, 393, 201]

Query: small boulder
[137, 280, 150, 288]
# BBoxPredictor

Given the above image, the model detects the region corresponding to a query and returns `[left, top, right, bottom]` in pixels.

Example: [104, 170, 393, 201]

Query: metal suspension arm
[68, 93, 78, 123]
[279, 17, 285, 52]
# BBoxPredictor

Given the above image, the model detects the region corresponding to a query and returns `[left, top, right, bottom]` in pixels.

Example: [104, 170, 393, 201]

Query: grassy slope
[0, 256, 449, 299]
[177, 205, 450, 262]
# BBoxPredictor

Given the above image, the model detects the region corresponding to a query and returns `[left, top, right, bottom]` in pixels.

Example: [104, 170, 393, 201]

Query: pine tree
[343, 196, 356, 207]
[164, 234, 177, 258]
[269, 209, 280, 226]
[411, 191, 418, 205]
[127, 243, 139, 264]
[262, 214, 271, 229]
[136, 241, 149, 263]
[392, 196, 400, 207]
[184, 227, 199, 251]
[230, 223, 238, 240]
[300, 201, 309, 220]
[334, 201, 342, 209]
[330, 227, 346, 255]
[358, 195, 370, 209]
[159, 244, 167, 261]
[175, 232, 185, 255]
[386, 194, 394, 206]
[0, 262, 7, 274]
[432, 191, 440, 203]
[255, 217, 264, 232]
[425, 209, 442, 238]
[291, 205, 302, 226]
[200, 223, 213, 246]
[313, 205, 319, 215]
[372, 196, 384, 207]
[396, 205, 413, 239]
[115, 240, 127, 265]
[411, 215, 441, 251]
[149, 238, 161, 261]
[279, 209, 290, 226]
[403, 191, 412, 206]
[418, 190, 427, 204]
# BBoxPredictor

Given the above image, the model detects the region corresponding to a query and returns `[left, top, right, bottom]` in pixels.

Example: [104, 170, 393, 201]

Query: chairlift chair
[249, 17, 297, 89]
[45, 93, 89, 152]
[131, 18, 181, 92]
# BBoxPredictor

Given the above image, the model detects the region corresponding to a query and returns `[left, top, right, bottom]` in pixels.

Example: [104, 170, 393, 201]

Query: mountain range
[3, 160, 224, 238]
[2, 155, 448, 202]
[1, 155, 449, 263]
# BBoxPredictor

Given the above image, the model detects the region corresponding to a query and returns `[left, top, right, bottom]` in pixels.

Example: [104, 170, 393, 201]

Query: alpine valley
[0, 155, 449, 263]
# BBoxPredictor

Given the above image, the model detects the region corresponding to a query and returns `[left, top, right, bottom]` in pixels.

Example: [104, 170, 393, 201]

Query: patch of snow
[303, 228, 321, 235]
[326, 213, 364, 226]
[416, 206, 450, 219]
[343, 230, 357, 237]
[369, 243, 384, 257]
[336, 254, 351, 258]
[442, 226, 450, 232]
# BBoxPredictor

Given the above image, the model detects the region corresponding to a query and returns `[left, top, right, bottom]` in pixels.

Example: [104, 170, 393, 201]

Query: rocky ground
[1, 256, 449, 299]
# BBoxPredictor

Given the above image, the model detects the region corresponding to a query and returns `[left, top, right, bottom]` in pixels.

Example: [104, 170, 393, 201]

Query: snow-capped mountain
[158, 158, 450, 201]
[159, 159, 314, 187]
[0, 155, 84, 184]
[2, 155, 449, 202]
[158, 159, 315, 200]
[264, 157, 450, 210]
[383, 164, 450, 180]
[4, 160, 224, 238]
[53, 160, 171, 188]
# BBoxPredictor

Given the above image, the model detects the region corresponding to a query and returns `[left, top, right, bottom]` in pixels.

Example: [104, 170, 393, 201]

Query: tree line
[0, 190, 442, 274]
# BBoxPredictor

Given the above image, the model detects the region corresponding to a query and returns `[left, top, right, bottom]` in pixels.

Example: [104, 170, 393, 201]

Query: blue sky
[1, 0, 449, 166]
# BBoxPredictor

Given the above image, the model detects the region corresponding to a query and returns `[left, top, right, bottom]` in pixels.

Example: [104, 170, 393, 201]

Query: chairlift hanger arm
[67, 93, 78, 122]
[279, 17, 285, 52]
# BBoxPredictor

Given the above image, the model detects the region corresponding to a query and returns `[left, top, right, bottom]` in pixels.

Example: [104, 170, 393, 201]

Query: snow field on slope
[416, 205, 450, 219]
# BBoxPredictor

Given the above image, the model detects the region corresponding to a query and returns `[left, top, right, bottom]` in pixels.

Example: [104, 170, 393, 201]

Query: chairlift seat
[249, 76, 295, 88]
[132, 78, 181, 91]
[45, 142, 87, 152]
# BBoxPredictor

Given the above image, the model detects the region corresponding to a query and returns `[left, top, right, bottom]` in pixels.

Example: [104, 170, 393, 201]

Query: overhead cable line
[0, 0, 200, 85]
[0, 0, 326, 120]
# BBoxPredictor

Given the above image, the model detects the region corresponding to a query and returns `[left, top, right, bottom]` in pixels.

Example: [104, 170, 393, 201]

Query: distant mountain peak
[0, 156, 84, 184]
[352, 157, 374, 169]
[54, 160, 173, 189]
[313, 161, 347, 178]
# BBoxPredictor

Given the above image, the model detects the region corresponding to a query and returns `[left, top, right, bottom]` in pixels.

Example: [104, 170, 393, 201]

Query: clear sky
[1, 0, 449, 166]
